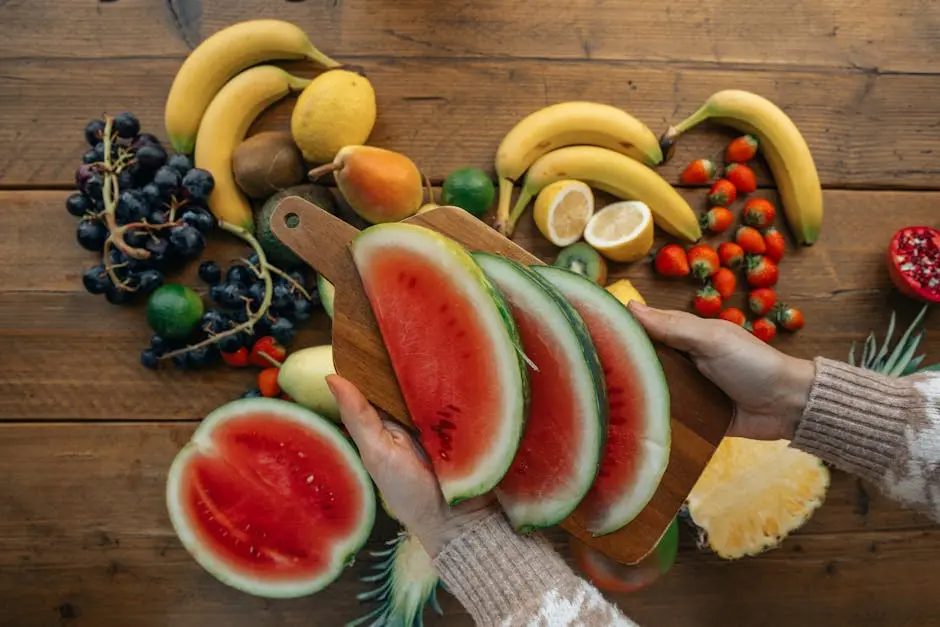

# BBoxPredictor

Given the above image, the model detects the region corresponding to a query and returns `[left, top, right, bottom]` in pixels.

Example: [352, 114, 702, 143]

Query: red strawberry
[776, 304, 805, 331]
[712, 267, 737, 299]
[748, 287, 777, 315]
[725, 163, 757, 194]
[258, 367, 281, 398]
[687, 244, 720, 280]
[763, 226, 786, 263]
[654, 245, 690, 278]
[726, 135, 759, 163]
[250, 336, 286, 368]
[693, 285, 723, 318]
[680, 159, 717, 185]
[751, 317, 777, 343]
[719, 307, 747, 326]
[735, 226, 767, 255]
[700, 206, 734, 233]
[708, 179, 737, 206]
[718, 242, 745, 268]
[221, 346, 250, 368]
[742, 198, 776, 229]
[745, 255, 779, 288]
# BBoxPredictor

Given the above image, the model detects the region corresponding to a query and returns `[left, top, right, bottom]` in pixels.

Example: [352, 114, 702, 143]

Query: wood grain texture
[4, 59, 940, 188]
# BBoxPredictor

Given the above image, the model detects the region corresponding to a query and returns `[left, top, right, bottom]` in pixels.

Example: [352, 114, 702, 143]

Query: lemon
[533, 180, 594, 246]
[584, 201, 654, 262]
[606, 279, 647, 306]
[291, 69, 376, 163]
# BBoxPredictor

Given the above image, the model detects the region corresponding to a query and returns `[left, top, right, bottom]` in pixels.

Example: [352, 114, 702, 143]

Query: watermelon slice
[166, 398, 375, 598]
[351, 223, 528, 504]
[474, 253, 607, 531]
[533, 266, 670, 535]
[572, 518, 679, 592]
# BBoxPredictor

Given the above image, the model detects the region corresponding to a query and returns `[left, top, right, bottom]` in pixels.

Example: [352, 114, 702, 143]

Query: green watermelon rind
[532, 266, 671, 536]
[474, 253, 608, 532]
[165, 398, 376, 599]
[351, 223, 529, 505]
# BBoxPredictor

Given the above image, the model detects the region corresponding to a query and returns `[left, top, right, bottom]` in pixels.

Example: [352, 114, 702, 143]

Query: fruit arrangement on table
[59, 17, 937, 626]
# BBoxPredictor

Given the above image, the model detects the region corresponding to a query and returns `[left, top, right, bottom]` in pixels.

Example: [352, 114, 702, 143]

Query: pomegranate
[887, 226, 940, 302]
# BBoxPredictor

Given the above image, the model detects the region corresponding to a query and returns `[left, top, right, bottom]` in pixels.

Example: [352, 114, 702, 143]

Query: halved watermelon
[351, 223, 528, 504]
[166, 398, 375, 598]
[533, 266, 670, 536]
[474, 253, 607, 531]
[572, 518, 678, 592]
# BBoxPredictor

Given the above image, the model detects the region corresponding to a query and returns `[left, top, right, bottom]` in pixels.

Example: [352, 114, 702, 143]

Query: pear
[277, 345, 340, 422]
[308, 146, 423, 224]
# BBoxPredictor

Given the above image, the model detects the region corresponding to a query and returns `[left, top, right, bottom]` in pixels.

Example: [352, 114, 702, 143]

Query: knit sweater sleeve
[432, 511, 637, 627]
[792, 357, 940, 522]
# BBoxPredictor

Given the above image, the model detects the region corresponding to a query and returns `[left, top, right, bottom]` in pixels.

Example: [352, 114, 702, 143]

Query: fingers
[627, 302, 714, 355]
[326, 375, 385, 458]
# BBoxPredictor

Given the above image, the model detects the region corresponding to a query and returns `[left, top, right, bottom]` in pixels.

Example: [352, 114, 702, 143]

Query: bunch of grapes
[70, 112, 216, 304]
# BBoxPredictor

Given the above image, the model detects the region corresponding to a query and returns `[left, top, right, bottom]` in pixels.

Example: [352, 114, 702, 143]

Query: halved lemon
[533, 180, 594, 246]
[606, 279, 647, 306]
[584, 201, 654, 263]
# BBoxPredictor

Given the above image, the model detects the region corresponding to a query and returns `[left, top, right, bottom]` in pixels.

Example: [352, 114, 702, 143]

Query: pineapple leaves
[848, 305, 933, 377]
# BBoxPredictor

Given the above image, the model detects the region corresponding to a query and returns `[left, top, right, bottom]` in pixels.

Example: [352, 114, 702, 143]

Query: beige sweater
[433, 358, 940, 626]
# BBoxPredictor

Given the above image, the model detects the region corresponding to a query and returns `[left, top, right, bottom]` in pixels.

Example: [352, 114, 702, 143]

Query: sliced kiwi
[554, 242, 608, 285]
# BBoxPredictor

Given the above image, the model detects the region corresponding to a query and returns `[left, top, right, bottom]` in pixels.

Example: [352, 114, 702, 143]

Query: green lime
[441, 167, 495, 218]
[146, 284, 204, 340]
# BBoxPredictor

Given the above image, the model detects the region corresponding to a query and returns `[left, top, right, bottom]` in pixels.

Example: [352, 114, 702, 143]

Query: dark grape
[108, 247, 128, 267]
[148, 210, 168, 226]
[291, 297, 313, 322]
[246, 252, 260, 268]
[242, 388, 262, 399]
[226, 265, 252, 286]
[117, 168, 135, 191]
[188, 345, 218, 368]
[218, 333, 242, 353]
[168, 225, 205, 258]
[132, 133, 161, 149]
[171, 353, 190, 369]
[231, 308, 249, 325]
[83, 174, 104, 203]
[287, 269, 306, 287]
[82, 265, 111, 294]
[75, 164, 98, 188]
[271, 283, 292, 310]
[145, 238, 170, 267]
[76, 218, 108, 252]
[247, 281, 265, 306]
[124, 228, 148, 248]
[136, 269, 164, 294]
[254, 315, 272, 337]
[218, 282, 246, 309]
[140, 349, 159, 370]
[181, 207, 214, 235]
[82, 149, 100, 164]
[167, 154, 193, 176]
[198, 261, 222, 285]
[153, 165, 181, 194]
[181, 168, 214, 200]
[269, 317, 295, 344]
[141, 183, 163, 207]
[136, 144, 167, 170]
[209, 284, 226, 305]
[116, 190, 147, 224]
[200, 310, 227, 335]
[150, 335, 168, 356]
[114, 112, 140, 139]
[66, 193, 92, 217]
[105, 285, 133, 305]
[84, 119, 106, 146]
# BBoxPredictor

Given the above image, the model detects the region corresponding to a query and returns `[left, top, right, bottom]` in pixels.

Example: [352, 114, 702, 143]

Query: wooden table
[2, 2, 939, 625]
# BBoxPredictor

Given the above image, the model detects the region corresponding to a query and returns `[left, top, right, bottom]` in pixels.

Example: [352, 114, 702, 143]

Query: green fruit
[441, 167, 495, 218]
[146, 284, 204, 340]
[256, 184, 338, 267]
[554, 242, 608, 286]
[318, 274, 336, 319]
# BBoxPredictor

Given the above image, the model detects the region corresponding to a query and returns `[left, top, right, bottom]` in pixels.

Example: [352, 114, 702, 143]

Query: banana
[661, 90, 823, 245]
[509, 146, 701, 242]
[165, 19, 338, 154]
[494, 102, 663, 235]
[194, 66, 310, 231]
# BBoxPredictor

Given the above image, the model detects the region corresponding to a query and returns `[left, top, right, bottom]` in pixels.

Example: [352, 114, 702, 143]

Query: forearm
[432, 511, 636, 626]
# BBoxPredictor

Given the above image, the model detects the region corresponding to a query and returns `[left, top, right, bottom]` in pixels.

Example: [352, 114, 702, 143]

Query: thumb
[326, 375, 384, 458]
[627, 302, 710, 355]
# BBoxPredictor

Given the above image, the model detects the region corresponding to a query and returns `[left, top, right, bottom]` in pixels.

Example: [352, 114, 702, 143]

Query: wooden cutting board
[271, 198, 733, 564]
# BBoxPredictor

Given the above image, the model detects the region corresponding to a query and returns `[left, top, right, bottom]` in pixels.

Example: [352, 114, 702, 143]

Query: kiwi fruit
[256, 185, 338, 267]
[233, 131, 305, 199]
[554, 242, 608, 285]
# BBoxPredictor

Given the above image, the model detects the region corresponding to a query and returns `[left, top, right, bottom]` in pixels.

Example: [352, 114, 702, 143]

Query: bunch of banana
[494, 102, 700, 241]
[661, 90, 823, 245]
[165, 19, 338, 155]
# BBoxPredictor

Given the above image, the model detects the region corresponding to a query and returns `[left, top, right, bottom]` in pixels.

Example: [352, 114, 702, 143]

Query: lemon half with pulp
[533, 180, 594, 246]
[584, 201, 654, 262]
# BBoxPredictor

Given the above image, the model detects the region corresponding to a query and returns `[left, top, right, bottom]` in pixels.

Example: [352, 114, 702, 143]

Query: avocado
[255, 184, 338, 268]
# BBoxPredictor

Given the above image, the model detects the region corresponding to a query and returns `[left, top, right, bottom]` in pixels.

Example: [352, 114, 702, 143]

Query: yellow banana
[165, 19, 337, 154]
[509, 146, 700, 242]
[494, 102, 663, 235]
[194, 66, 310, 231]
[662, 90, 823, 245]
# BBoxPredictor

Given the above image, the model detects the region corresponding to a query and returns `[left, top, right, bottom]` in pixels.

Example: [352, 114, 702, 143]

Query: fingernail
[628, 301, 650, 313]
[325, 376, 339, 396]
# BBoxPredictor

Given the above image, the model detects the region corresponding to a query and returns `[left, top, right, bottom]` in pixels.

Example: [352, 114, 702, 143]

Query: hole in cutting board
[284, 213, 300, 228]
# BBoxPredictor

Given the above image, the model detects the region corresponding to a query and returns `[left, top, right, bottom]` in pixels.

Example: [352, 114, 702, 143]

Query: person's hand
[627, 301, 815, 440]
[326, 375, 494, 557]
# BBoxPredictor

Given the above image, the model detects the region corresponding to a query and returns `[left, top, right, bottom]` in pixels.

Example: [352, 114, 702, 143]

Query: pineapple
[686, 304, 931, 559]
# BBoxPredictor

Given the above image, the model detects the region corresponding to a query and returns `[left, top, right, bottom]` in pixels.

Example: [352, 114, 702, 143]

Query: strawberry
[250, 336, 286, 368]
[719, 307, 747, 326]
[680, 159, 716, 185]
[776, 304, 805, 331]
[687, 244, 720, 280]
[735, 226, 766, 255]
[763, 226, 786, 263]
[708, 179, 737, 206]
[221, 346, 250, 368]
[726, 135, 759, 163]
[742, 198, 776, 229]
[718, 242, 745, 268]
[654, 244, 690, 277]
[693, 285, 723, 318]
[712, 267, 737, 299]
[725, 163, 757, 194]
[748, 287, 777, 315]
[700, 206, 734, 233]
[751, 317, 777, 343]
[745, 255, 779, 288]
[258, 367, 281, 398]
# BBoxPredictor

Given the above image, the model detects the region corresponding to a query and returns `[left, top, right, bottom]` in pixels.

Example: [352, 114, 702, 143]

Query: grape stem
[100, 116, 149, 262]
[239, 256, 312, 300]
